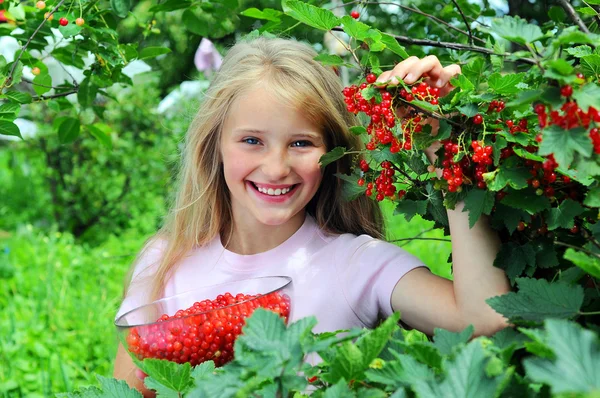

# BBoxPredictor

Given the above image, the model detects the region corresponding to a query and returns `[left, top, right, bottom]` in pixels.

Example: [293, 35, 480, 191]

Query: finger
[402, 55, 445, 86]
[135, 369, 148, 380]
[376, 56, 421, 85]
[439, 64, 462, 96]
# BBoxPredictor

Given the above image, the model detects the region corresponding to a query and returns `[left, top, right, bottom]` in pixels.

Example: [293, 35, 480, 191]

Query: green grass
[0, 206, 451, 396]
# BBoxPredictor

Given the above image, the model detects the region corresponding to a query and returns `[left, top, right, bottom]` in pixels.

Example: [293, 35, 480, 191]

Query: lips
[248, 181, 299, 199]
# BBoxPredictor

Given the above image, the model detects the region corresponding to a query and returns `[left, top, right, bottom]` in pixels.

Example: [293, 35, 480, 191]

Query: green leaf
[340, 16, 371, 40]
[57, 118, 81, 144]
[356, 312, 400, 367]
[566, 45, 593, 58]
[140, 360, 191, 392]
[581, 54, 600, 79]
[483, 163, 530, 193]
[545, 59, 574, 76]
[365, 354, 434, 389]
[96, 375, 143, 397]
[491, 203, 529, 234]
[88, 123, 113, 149]
[379, 32, 408, 59]
[394, 200, 428, 222]
[191, 361, 215, 382]
[538, 126, 591, 168]
[450, 74, 474, 92]
[325, 342, 366, 384]
[320, 147, 346, 167]
[282, 0, 340, 31]
[335, 172, 366, 201]
[524, 319, 600, 394]
[488, 73, 523, 95]
[314, 54, 351, 68]
[572, 83, 600, 112]
[545, 199, 585, 230]
[32, 74, 52, 96]
[548, 6, 566, 22]
[486, 278, 584, 323]
[323, 379, 356, 398]
[0, 121, 21, 138]
[502, 190, 551, 214]
[426, 182, 449, 226]
[493, 242, 536, 283]
[506, 89, 542, 107]
[240, 7, 282, 22]
[110, 0, 132, 18]
[149, 0, 192, 12]
[349, 126, 366, 136]
[402, 342, 442, 370]
[4, 91, 32, 104]
[564, 249, 600, 279]
[78, 77, 97, 109]
[412, 341, 503, 398]
[456, 103, 478, 117]
[139, 47, 172, 60]
[557, 29, 594, 45]
[533, 239, 559, 269]
[584, 185, 600, 207]
[491, 15, 545, 45]
[0, 102, 20, 118]
[462, 189, 494, 228]
[432, 325, 474, 356]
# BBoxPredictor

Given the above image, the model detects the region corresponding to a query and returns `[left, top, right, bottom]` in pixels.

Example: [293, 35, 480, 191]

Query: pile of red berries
[440, 140, 468, 192]
[471, 140, 493, 189]
[399, 81, 440, 105]
[487, 99, 506, 113]
[125, 291, 291, 367]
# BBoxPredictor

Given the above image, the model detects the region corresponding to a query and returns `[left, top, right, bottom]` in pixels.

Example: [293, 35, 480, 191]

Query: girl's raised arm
[378, 56, 511, 336]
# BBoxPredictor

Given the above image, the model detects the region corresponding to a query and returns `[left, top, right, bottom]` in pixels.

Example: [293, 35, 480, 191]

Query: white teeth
[255, 185, 293, 196]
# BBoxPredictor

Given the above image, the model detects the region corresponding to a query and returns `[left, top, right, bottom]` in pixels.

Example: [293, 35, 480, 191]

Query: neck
[223, 212, 307, 255]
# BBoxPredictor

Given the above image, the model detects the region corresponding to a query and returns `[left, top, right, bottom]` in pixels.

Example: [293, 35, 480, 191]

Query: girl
[114, 36, 510, 394]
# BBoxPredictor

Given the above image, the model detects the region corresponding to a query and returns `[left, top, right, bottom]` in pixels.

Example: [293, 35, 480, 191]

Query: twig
[389, 236, 451, 243]
[395, 97, 462, 128]
[330, 27, 538, 65]
[33, 90, 78, 101]
[395, 227, 436, 247]
[450, 0, 474, 46]
[555, 241, 600, 260]
[557, 0, 591, 34]
[22, 78, 72, 90]
[2, 0, 67, 89]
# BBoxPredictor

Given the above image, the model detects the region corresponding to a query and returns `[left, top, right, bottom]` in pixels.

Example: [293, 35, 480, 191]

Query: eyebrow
[233, 128, 322, 140]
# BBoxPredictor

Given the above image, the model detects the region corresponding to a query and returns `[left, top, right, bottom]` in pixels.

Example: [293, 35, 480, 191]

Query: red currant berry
[560, 85, 573, 97]
[357, 178, 365, 187]
[366, 73, 377, 84]
[59, 17, 68, 26]
[350, 11, 360, 19]
[473, 114, 483, 125]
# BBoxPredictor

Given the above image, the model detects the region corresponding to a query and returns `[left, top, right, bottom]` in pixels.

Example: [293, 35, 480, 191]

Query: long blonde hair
[125, 36, 384, 303]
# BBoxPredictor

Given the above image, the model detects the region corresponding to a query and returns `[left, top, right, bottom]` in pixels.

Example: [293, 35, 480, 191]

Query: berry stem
[395, 97, 462, 128]
[554, 241, 600, 260]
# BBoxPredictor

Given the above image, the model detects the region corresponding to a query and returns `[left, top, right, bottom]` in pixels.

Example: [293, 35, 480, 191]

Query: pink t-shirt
[115, 215, 426, 334]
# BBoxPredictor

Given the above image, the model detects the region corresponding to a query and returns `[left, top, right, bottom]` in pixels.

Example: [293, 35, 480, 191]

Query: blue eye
[243, 137, 259, 145]
[292, 140, 312, 147]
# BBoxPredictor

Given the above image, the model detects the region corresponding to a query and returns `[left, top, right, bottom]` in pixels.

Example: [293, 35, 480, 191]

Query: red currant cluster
[522, 155, 562, 198]
[343, 81, 401, 152]
[471, 141, 493, 189]
[125, 291, 291, 367]
[357, 161, 403, 201]
[440, 140, 468, 192]
[399, 81, 440, 105]
[505, 119, 529, 136]
[590, 128, 600, 154]
[487, 100, 506, 113]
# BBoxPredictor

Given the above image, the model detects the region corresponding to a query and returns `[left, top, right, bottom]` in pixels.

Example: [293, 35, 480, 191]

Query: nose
[261, 147, 292, 182]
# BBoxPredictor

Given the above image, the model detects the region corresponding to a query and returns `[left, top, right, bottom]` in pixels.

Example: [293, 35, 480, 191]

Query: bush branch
[450, 0, 474, 46]
[558, 0, 591, 34]
[555, 241, 600, 260]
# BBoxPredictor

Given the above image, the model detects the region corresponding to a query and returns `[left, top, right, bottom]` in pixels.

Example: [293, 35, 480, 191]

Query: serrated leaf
[483, 158, 531, 191]
[538, 126, 591, 168]
[533, 239, 559, 268]
[356, 312, 400, 367]
[149, 0, 192, 12]
[238, 308, 287, 353]
[320, 147, 346, 167]
[545, 199, 584, 230]
[413, 341, 503, 398]
[96, 375, 143, 397]
[506, 89, 542, 107]
[110, 0, 132, 18]
[581, 54, 600, 79]
[141, 359, 192, 392]
[572, 83, 600, 112]
[139, 47, 172, 60]
[325, 342, 365, 384]
[488, 73, 524, 95]
[548, 6, 566, 22]
[379, 32, 408, 59]
[365, 353, 435, 388]
[450, 74, 474, 92]
[191, 361, 215, 382]
[545, 59, 574, 76]
[456, 103, 479, 118]
[432, 325, 474, 356]
[492, 203, 528, 234]
[523, 319, 600, 394]
[240, 7, 282, 21]
[394, 200, 428, 222]
[403, 342, 442, 370]
[564, 249, 600, 279]
[4, 91, 32, 104]
[314, 54, 351, 67]
[494, 242, 536, 283]
[462, 189, 494, 228]
[502, 190, 551, 214]
[340, 15, 371, 40]
[584, 185, 600, 207]
[426, 182, 449, 226]
[491, 15, 545, 45]
[335, 172, 366, 201]
[349, 126, 366, 136]
[323, 379, 356, 398]
[566, 45, 593, 57]
[0, 121, 21, 138]
[282, 0, 340, 31]
[486, 278, 584, 322]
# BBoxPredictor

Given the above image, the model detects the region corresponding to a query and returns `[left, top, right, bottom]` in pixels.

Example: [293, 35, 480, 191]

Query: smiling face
[220, 86, 327, 231]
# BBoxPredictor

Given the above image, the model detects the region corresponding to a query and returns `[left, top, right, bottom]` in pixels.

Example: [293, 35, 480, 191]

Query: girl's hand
[375, 56, 462, 164]
[135, 368, 148, 381]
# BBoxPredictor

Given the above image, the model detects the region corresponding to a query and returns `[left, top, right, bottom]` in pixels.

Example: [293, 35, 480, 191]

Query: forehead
[223, 86, 322, 136]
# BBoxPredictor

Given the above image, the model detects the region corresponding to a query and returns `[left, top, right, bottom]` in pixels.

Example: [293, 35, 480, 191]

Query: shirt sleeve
[114, 238, 166, 321]
[337, 235, 428, 328]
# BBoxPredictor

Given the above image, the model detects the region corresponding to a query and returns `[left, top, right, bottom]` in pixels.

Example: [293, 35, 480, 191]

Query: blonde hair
[124, 36, 384, 303]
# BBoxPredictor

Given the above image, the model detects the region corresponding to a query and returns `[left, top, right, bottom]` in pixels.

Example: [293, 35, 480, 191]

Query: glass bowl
[114, 276, 292, 367]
